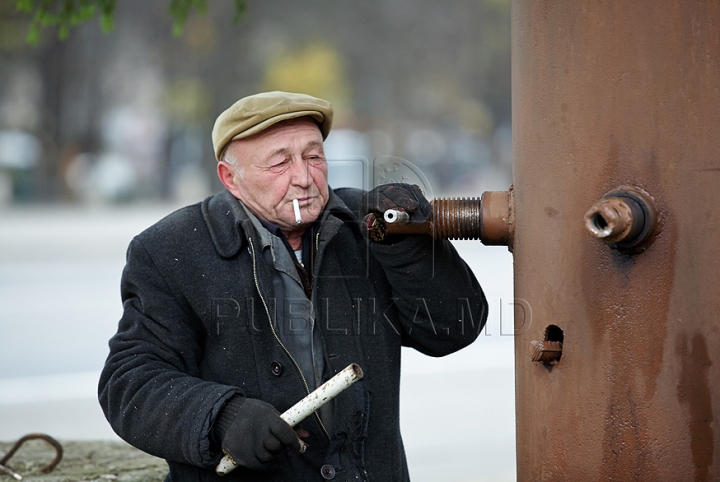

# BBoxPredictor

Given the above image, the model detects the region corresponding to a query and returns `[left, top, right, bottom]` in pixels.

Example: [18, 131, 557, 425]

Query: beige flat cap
[211, 91, 334, 161]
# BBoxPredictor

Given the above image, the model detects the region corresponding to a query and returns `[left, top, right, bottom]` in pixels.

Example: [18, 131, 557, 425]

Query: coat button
[320, 464, 336, 480]
[270, 361, 283, 376]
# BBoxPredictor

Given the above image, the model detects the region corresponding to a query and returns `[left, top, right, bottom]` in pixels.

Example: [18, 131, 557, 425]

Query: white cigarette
[216, 363, 364, 476]
[293, 199, 302, 225]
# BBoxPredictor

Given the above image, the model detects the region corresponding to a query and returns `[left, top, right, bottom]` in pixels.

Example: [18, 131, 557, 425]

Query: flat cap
[212, 91, 334, 161]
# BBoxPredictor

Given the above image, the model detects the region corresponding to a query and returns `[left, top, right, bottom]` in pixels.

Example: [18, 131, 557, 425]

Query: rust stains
[512, 0, 720, 479]
[676, 333, 715, 482]
[584, 178, 675, 481]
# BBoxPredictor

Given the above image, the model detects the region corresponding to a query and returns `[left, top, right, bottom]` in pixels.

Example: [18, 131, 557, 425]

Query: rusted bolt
[377, 187, 515, 248]
[531, 325, 564, 365]
[432, 197, 483, 240]
[530, 340, 563, 364]
[584, 196, 644, 243]
[584, 186, 661, 253]
[480, 188, 514, 247]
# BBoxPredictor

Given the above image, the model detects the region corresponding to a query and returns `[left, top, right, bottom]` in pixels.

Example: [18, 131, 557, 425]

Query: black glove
[214, 397, 302, 471]
[359, 183, 432, 241]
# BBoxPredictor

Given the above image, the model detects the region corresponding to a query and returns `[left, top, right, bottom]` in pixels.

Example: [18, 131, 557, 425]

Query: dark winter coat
[98, 188, 487, 482]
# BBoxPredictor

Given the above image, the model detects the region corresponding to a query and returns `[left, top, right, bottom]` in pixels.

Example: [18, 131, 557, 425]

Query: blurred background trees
[0, 0, 511, 204]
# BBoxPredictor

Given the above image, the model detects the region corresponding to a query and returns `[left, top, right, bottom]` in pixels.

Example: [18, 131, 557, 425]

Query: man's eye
[307, 155, 325, 165]
[269, 160, 290, 172]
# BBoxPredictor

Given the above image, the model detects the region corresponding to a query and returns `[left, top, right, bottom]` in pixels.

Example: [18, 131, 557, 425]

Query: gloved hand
[359, 183, 432, 241]
[215, 397, 303, 471]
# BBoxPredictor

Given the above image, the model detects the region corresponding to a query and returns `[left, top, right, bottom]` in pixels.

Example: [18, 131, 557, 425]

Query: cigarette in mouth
[293, 199, 302, 225]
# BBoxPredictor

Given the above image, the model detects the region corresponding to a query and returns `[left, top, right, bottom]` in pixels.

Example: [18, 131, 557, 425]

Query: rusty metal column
[512, 1, 720, 481]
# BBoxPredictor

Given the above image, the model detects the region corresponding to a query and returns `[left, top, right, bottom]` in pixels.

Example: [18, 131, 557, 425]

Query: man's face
[221, 118, 329, 230]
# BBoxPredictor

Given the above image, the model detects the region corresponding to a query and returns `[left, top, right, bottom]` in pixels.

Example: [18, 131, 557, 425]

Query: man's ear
[217, 161, 243, 199]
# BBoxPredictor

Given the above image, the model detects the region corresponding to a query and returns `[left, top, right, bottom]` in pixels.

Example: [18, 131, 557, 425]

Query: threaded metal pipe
[431, 198, 483, 240]
[377, 190, 513, 247]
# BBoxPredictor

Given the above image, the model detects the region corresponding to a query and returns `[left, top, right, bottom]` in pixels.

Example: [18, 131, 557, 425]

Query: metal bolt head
[584, 197, 636, 243]
[530, 340, 563, 364]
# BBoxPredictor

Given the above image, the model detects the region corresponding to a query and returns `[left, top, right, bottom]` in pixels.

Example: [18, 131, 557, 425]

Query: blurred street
[0, 201, 515, 482]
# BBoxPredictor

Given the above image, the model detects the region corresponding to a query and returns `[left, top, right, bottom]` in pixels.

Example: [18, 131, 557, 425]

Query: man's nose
[290, 157, 312, 188]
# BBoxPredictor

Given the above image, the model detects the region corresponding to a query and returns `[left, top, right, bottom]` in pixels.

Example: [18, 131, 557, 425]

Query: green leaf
[100, 11, 114, 32]
[172, 21, 183, 37]
[232, 0, 246, 24]
[26, 21, 41, 44]
[100, 0, 116, 31]
[16, 0, 239, 44]
[191, 0, 207, 14]
[168, 0, 190, 36]
[15, 0, 35, 13]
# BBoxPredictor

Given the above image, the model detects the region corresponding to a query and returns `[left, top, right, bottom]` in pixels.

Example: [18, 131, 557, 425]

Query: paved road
[0, 203, 516, 482]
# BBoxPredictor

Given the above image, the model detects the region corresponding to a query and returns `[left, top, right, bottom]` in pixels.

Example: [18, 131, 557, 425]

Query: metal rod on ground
[216, 363, 364, 476]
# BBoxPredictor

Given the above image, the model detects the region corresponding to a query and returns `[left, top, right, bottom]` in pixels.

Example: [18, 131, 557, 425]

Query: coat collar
[201, 189, 360, 259]
[201, 189, 251, 259]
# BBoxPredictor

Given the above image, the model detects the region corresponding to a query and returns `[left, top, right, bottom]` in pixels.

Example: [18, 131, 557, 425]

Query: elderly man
[99, 91, 487, 481]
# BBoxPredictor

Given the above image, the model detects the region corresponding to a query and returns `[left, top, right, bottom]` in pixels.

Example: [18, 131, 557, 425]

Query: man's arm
[99, 236, 303, 471]
[359, 184, 488, 356]
[98, 237, 241, 467]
